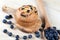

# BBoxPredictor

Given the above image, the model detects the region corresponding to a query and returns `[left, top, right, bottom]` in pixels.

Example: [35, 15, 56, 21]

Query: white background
[0, 0, 60, 40]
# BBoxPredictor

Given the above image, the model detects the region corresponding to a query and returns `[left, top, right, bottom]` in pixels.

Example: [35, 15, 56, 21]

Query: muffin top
[15, 5, 39, 23]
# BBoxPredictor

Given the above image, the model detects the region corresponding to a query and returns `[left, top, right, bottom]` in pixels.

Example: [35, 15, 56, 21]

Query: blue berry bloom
[3, 19, 7, 23]
[23, 36, 27, 39]
[10, 25, 14, 29]
[8, 32, 12, 36]
[28, 35, 32, 39]
[7, 21, 12, 24]
[3, 29, 7, 33]
[44, 27, 59, 40]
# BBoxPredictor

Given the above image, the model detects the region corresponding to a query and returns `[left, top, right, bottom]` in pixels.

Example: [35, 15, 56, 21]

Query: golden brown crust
[16, 19, 42, 33]
[14, 5, 42, 33]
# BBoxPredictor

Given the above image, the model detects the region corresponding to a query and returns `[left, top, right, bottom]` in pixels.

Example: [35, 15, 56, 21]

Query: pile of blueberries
[2, 15, 41, 40]
[44, 27, 60, 40]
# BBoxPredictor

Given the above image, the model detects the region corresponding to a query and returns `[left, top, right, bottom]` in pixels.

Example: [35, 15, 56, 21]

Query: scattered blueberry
[9, 15, 13, 18]
[3, 29, 7, 33]
[3, 19, 7, 23]
[23, 36, 27, 39]
[5, 15, 10, 19]
[10, 25, 14, 29]
[5, 15, 13, 19]
[28, 35, 32, 39]
[35, 34, 40, 38]
[34, 31, 40, 38]
[15, 35, 19, 38]
[35, 31, 39, 34]
[7, 21, 12, 24]
[8, 32, 12, 36]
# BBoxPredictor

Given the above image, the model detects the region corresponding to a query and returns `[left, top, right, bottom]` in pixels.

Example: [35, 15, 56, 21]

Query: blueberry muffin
[2, 5, 42, 33]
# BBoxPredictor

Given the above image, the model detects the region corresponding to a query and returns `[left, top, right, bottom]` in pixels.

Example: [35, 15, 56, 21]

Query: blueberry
[39, 29, 43, 32]
[49, 34, 53, 38]
[45, 34, 49, 38]
[3, 19, 7, 23]
[10, 25, 14, 29]
[9, 15, 13, 18]
[5, 15, 13, 19]
[15, 35, 19, 38]
[54, 36, 58, 40]
[35, 31, 39, 34]
[53, 27, 56, 30]
[47, 27, 51, 30]
[8, 32, 12, 36]
[53, 33, 58, 37]
[44, 30, 48, 33]
[5, 15, 10, 19]
[3, 29, 7, 33]
[57, 30, 60, 35]
[35, 31, 40, 38]
[35, 34, 40, 38]
[51, 38, 55, 40]
[23, 36, 27, 39]
[28, 35, 32, 39]
[7, 21, 12, 24]
[49, 31, 54, 34]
